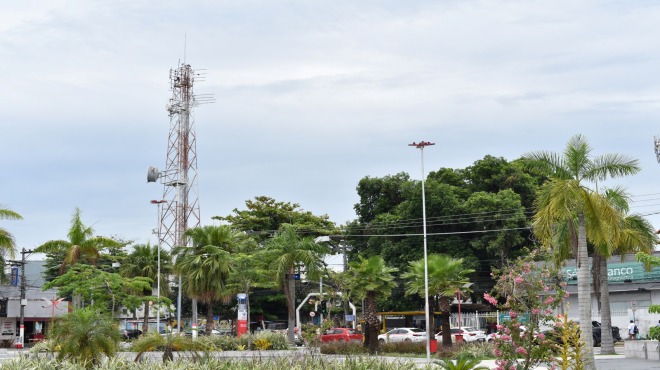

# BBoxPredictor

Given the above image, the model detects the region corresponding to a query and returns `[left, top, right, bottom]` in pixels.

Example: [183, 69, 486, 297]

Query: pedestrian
[656, 320, 660, 327]
[627, 320, 636, 340]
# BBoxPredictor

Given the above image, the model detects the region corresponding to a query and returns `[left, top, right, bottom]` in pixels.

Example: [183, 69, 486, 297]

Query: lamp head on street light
[408, 141, 435, 148]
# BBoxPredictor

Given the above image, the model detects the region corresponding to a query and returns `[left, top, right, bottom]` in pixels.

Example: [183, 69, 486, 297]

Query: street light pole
[409, 141, 435, 362]
[151, 200, 167, 333]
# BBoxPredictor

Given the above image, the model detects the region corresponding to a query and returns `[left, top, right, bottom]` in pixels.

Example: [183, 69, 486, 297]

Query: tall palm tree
[262, 224, 329, 344]
[0, 205, 21, 279]
[345, 255, 398, 354]
[402, 254, 474, 347]
[122, 243, 172, 334]
[35, 208, 120, 277]
[525, 134, 640, 370]
[174, 225, 252, 334]
[592, 188, 657, 354]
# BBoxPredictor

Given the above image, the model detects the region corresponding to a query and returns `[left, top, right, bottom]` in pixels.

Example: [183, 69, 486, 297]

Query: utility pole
[9, 248, 33, 349]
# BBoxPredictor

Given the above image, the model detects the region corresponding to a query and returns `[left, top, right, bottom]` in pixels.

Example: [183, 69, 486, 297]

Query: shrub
[378, 341, 426, 354]
[320, 340, 365, 355]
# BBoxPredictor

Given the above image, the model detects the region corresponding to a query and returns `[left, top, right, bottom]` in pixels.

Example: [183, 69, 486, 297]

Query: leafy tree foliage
[122, 243, 172, 334]
[347, 156, 543, 310]
[213, 196, 337, 242]
[44, 264, 153, 316]
[35, 208, 121, 282]
[0, 205, 21, 281]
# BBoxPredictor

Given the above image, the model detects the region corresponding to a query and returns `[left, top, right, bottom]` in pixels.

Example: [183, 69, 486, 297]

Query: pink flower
[537, 333, 545, 339]
[496, 324, 503, 330]
[484, 293, 498, 306]
[509, 311, 518, 318]
[544, 296, 555, 305]
[515, 346, 528, 355]
[504, 327, 511, 334]
[510, 366, 517, 370]
[565, 292, 570, 298]
[543, 285, 550, 291]
[494, 348, 502, 357]
[501, 334, 511, 341]
[514, 276, 524, 284]
[532, 308, 540, 315]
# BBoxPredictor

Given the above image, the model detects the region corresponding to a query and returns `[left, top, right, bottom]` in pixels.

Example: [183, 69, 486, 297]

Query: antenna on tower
[183, 33, 187, 64]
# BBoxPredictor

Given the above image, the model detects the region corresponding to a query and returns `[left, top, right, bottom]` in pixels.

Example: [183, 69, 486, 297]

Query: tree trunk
[427, 295, 435, 341]
[206, 302, 214, 334]
[143, 300, 150, 334]
[439, 297, 452, 347]
[599, 254, 615, 354]
[577, 212, 596, 370]
[285, 268, 296, 344]
[364, 291, 379, 354]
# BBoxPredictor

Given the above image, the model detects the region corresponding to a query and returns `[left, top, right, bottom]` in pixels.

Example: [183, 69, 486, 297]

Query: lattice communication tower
[148, 62, 214, 250]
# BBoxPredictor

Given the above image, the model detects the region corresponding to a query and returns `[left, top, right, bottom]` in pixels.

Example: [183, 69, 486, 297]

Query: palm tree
[175, 225, 252, 334]
[525, 134, 640, 370]
[592, 188, 657, 354]
[0, 205, 21, 279]
[262, 224, 329, 344]
[402, 254, 474, 347]
[35, 208, 120, 277]
[345, 255, 398, 354]
[122, 243, 172, 334]
[51, 307, 121, 368]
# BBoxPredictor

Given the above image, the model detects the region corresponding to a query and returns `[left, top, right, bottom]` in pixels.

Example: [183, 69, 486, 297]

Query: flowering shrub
[487, 251, 568, 370]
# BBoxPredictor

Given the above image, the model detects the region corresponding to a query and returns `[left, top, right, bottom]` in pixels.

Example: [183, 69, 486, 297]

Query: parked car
[437, 327, 487, 343]
[378, 328, 427, 343]
[260, 322, 303, 346]
[486, 325, 527, 343]
[321, 328, 364, 343]
[565, 321, 622, 346]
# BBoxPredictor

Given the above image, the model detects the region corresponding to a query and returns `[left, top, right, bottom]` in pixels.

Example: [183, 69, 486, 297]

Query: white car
[437, 327, 486, 343]
[378, 328, 428, 343]
[486, 325, 526, 342]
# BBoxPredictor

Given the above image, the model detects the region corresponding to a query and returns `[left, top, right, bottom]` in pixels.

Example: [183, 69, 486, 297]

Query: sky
[3, 1, 660, 259]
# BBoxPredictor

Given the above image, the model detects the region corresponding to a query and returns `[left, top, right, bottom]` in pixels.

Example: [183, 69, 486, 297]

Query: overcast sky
[3, 1, 660, 258]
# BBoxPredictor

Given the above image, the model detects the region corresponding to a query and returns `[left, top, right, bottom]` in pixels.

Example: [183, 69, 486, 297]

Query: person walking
[627, 320, 637, 340]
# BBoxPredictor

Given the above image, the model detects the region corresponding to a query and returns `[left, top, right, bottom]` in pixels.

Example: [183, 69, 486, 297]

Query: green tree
[122, 243, 172, 334]
[51, 307, 121, 368]
[0, 205, 21, 279]
[262, 224, 329, 344]
[44, 264, 152, 317]
[345, 255, 398, 354]
[524, 134, 640, 370]
[175, 225, 253, 334]
[403, 254, 474, 347]
[213, 196, 336, 243]
[35, 208, 120, 279]
[591, 188, 657, 354]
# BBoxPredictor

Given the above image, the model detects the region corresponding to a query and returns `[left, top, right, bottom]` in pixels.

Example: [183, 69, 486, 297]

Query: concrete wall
[625, 340, 660, 360]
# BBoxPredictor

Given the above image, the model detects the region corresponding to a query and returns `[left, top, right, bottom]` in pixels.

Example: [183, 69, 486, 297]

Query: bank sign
[563, 262, 660, 285]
